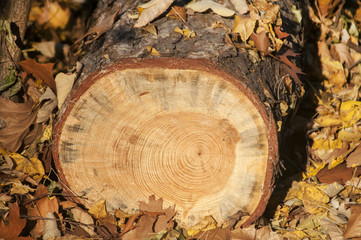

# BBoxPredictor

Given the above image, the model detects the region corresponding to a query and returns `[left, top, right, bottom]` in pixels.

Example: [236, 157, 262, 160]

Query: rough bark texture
[53, 0, 302, 229]
[0, 0, 32, 95]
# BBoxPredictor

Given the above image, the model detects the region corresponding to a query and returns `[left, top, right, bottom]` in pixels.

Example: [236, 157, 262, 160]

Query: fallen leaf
[121, 214, 156, 240]
[36, 2, 70, 29]
[188, 216, 217, 237]
[233, 15, 256, 42]
[134, 0, 175, 28]
[317, 163, 361, 184]
[186, 0, 235, 17]
[174, 27, 195, 38]
[331, 43, 354, 67]
[37, 87, 57, 123]
[166, 6, 186, 21]
[146, 46, 160, 56]
[230, 0, 249, 14]
[279, 49, 303, 86]
[320, 217, 344, 240]
[142, 23, 157, 36]
[346, 144, 361, 167]
[27, 184, 59, 239]
[88, 200, 107, 219]
[43, 212, 61, 240]
[55, 72, 76, 109]
[71, 207, 95, 236]
[274, 26, 289, 39]
[0, 98, 37, 152]
[344, 205, 361, 239]
[0, 202, 26, 239]
[250, 30, 270, 54]
[318, 0, 341, 18]
[231, 225, 282, 240]
[321, 182, 344, 197]
[19, 59, 56, 92]
[194, 227, 231, 240]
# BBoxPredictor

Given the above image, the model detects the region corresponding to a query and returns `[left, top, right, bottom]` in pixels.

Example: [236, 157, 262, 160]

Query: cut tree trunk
[53, 0, 302, 228]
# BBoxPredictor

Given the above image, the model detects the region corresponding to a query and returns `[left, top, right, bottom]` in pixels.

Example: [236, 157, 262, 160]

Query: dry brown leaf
[344, 205, 361, 239]
[331, 43, 354, 67]
[19, 59, 56, 92]
[318, 0, 341, 18]
[0, 202, 26, 239]
[274, 26, 289, 39]
[186, 0, 235, 17]
[194, 227, 231, 239]
[167, 6, 186, 21]
[230, 0, 249, 14]
[36, 87, 57, 123]
[250, 30, 270, 54]
[279, 49, 303, 86]
[134, 0, 175, 28]
[27, 184, 59, 239]
[233, 15, 256, 42]
[0, 97, 37, 152]
[55, 72, 76, 110]
[71, 207, 95, 236]
[122, 214, 156, 240]
[317, 163, 361, 184]
[346, 144, 361, 168]
[231, 225, 282, 240]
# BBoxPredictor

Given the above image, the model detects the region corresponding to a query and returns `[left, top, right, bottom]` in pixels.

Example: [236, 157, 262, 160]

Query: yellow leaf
[314, 116, 342, 127]
[328, 156, 344, 169]
[40, 123, 52, 143]
[340, 101, 361, 127]
[10, 179, 35, 195]
[174, 26, 183, 35]
[233, 15, 256, 42]
[146, 46, 160, 56]
[89, 200, 107, 219]
[297, 182, 329, 214]
[338, 127, 361, 142]
[1, 147, 45, 183]
[280, 101, 288, 116]
[182, 29, 196, 38]
[312, 137, 342, 150]
[187, 216, 217, 237]
[320, 56, 346, 90]
[303, 161, 326, 178]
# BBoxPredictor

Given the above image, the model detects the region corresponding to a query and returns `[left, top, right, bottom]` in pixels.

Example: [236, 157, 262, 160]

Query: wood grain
[54, 59, 277, 227]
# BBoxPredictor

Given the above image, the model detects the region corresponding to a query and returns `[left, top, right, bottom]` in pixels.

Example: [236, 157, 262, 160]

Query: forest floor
[1, 0, 361, 239]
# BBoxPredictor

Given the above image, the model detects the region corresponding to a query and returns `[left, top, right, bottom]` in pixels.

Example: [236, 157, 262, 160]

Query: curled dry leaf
[37, 87, 58, 123]
[134, 0, 175, 28]
[71, 207, 95, 236]
[230, 0, 249, 14]
[0, 202, 26, 239]
[43, 212, 61, 240]
[233, 15, 256, 42]
[0, 97, 37, 152]
[186, 0, 235, 17]
[55, 72, 76, 110]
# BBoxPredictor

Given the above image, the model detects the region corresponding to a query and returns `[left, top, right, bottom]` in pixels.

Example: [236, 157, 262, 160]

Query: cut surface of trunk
[53, 58, 278, 228]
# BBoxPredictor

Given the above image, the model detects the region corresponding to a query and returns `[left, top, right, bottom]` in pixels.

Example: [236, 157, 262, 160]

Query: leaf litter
[2, 0, 361, 239]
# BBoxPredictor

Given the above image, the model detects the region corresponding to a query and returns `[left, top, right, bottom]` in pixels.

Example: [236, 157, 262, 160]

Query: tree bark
[0, 0, 32, 97]
[53, 0, 302, 228]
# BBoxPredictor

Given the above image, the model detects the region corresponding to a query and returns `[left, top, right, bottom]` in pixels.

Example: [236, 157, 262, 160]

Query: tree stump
[53, 0, 302, 228]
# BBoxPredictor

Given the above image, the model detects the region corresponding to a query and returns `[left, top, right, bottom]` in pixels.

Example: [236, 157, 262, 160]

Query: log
[53, 0, 302, 228]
